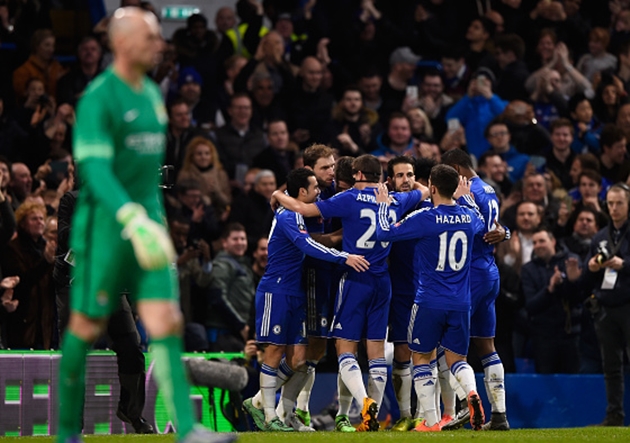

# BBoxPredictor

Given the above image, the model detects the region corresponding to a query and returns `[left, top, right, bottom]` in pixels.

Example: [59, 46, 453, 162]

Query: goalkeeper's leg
[58, 314, 107, 443]
[137, 299, 195, 438]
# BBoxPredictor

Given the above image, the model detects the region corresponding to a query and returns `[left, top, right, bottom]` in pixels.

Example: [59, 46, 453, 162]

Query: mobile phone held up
[447, 118, 461, 134]
[49, 160, 69, 178]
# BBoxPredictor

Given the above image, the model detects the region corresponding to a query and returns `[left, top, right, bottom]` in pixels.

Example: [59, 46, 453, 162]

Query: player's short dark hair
[387, 156, 415, 179]
[352, 155, 382, 183]
[441, 148, 474, 170]
[415, 157, 437, 183]
[600, 124, 626, 150]
[222, 222, 246, 239]
[429, 164, 459, 198]
[303, 144, 334, 168]
[335, 156, 355, 187]
[286, 168, 316, 198]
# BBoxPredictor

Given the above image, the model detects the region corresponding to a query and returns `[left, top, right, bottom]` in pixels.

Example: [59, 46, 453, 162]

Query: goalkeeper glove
[116, 202, 175, 270]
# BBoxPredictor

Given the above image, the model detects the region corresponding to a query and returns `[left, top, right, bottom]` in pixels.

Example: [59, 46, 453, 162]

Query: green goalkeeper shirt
[73, 67, 168, 221]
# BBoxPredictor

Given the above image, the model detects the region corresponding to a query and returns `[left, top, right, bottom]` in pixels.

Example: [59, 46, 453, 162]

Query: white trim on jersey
[377, 203, 391, 231]
[329, 272, 347, 334]
[307, 268, 317, 331]
[305, 236, 348, 258]
[408, 303, 418, 344]
[262, 292, 273, 336]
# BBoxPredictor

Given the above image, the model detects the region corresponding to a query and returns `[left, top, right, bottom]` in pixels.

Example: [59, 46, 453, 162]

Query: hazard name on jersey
[435, 213, 472, 224]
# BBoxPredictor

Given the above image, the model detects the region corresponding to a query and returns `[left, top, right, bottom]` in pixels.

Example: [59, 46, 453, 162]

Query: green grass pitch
[1, 428, 630, 443]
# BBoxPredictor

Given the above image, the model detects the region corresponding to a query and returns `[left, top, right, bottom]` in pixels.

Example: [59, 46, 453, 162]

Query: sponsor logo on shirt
[123, 109, 139, 122]
[124, 132, 165, 154]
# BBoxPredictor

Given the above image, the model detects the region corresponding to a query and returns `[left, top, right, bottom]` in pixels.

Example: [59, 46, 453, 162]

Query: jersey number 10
[436, 230, 468, 272]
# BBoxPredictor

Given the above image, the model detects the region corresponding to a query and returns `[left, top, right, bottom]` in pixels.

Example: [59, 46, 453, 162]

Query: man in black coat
[252, 120, 295, 187]
[521, 227, 583, 374]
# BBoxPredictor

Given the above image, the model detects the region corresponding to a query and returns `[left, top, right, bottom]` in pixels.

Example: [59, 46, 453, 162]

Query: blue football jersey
[389, 199, 432, 295]
[304, 182, 336, 268]
[316, 188, 422, 274]
[257, 207, 349, 296]
[375, 202, 485, 311]
[469, 177, 500, 279]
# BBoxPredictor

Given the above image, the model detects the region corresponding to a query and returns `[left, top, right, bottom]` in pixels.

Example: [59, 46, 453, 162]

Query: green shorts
[69, 206, 178, 319]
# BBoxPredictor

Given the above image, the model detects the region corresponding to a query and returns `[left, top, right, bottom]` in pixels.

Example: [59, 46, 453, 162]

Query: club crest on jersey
[273, 325, 282, 335]
[320, 317, 328, 328]
[97, 290, 109, 307]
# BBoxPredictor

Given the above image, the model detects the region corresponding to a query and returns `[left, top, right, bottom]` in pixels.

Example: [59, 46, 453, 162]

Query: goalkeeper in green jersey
[56, 8, 236, 443]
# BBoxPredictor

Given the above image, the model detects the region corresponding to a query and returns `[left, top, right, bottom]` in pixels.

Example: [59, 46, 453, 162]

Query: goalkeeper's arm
[78, 158, 175, 270]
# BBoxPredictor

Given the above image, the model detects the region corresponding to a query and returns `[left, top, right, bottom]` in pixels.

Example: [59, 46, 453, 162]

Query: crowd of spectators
[0, 0, 629, 377]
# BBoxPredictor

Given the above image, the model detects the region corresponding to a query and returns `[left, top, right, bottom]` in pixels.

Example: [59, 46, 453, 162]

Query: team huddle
[243, 146, 510, 433]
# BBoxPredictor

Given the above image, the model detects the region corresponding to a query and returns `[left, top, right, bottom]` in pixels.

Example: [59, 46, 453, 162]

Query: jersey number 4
[436, 230, 468, 271]
[356, 208, 397, 249]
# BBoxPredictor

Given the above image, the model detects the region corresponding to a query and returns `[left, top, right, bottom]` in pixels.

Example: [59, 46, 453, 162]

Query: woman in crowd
[177, 136, 232, 220]
[1, 201, 56, 349]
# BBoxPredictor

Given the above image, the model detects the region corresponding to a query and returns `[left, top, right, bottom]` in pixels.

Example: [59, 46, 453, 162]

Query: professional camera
[37, 94, 51, 106]
[158, 165, 174, 189]
[595, 245, 611, 265]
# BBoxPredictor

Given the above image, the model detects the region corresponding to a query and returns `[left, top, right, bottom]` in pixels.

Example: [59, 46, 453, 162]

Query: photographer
[584, 183, 630, 426]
